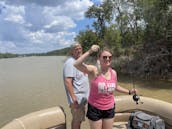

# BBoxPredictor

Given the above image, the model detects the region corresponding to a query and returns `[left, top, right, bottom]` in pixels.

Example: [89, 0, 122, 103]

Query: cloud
[0, 0, 93, 54]
[4, 0, 69, 7]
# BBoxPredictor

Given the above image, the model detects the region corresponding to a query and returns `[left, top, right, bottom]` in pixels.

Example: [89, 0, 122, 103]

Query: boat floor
[113, 122, 128, 129]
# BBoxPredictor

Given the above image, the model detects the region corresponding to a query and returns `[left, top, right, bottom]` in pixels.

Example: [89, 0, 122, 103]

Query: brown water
[0, 56, 171, 129]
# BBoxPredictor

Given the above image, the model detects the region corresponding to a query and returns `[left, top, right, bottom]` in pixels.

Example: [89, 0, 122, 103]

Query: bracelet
[129, 90, 131, 95]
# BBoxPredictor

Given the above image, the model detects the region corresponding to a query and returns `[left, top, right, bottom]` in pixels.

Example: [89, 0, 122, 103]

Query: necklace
[101, 68, 111, 80]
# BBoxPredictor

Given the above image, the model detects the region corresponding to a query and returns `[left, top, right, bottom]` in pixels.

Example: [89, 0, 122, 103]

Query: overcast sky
[0, 0, 101, 54]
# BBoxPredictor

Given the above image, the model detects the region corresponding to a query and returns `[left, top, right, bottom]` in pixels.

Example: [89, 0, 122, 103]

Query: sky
[0, 0, 101, 54]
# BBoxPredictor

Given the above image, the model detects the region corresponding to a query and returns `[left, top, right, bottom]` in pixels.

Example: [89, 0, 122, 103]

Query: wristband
[129, 90, 131, 95]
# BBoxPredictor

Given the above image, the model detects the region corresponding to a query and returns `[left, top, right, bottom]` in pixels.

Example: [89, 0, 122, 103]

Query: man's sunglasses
[103, 56, 112, 60]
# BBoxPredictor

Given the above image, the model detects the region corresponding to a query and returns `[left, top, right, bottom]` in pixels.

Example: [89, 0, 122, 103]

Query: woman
[74, 44, 136, 129]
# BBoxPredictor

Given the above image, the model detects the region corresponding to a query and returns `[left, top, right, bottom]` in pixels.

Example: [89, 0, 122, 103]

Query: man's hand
[72, 97, 79, 108]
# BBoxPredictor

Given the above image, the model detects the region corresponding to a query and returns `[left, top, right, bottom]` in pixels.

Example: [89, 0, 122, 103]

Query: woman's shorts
[86, 103, 115, 121]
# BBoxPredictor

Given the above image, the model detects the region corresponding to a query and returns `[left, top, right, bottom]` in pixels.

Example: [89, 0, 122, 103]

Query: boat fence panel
[1, 106, 66, 129]
[114, 95, 172, 129]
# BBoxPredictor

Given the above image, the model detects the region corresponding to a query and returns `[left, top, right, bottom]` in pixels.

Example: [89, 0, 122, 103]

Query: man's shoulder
[64, 57, 75, 64]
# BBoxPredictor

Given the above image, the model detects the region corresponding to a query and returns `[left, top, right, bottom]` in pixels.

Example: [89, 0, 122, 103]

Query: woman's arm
[116, 85, 137, 95]
[112, 69, 137, 95]
[74, 45, 100, 74]
[116, 85, 130, 94]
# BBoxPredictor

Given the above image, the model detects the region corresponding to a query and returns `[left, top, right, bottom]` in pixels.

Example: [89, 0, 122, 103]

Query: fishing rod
[130, 72, 143, 105]
[127, 55, 141, 105]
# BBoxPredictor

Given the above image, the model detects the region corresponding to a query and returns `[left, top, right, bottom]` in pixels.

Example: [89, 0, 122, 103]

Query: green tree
[113, 0, 145, 47]
[85, 0, 114, 40]
[103, 25, 122, 56]
[75, 29, 100, 53]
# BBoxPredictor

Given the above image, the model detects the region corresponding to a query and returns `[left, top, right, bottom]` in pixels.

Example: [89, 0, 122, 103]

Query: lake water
[0, 56, 171, 128]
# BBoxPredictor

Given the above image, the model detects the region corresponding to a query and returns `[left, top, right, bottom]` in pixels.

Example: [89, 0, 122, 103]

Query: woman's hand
[89, 45, 100, 54]
[129, 88, 138, 95]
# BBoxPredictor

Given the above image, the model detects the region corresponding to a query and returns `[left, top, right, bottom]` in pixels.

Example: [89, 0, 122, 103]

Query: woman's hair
[97, 47, 113, 58]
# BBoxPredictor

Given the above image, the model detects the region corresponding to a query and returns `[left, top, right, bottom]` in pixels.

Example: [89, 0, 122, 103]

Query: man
[63, 43, 89, 129]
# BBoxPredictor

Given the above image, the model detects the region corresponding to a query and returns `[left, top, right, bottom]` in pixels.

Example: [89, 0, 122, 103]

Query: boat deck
[113, 122, 128, 129]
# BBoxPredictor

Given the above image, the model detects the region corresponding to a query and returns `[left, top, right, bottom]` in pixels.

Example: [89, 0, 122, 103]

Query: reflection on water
[0, 56, 171, 128]
[117, 74, 172, 103]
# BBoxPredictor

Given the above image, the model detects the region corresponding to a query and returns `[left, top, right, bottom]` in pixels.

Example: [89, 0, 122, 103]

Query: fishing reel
[133, 94, 143, 104]
[133, 94, 140, 104]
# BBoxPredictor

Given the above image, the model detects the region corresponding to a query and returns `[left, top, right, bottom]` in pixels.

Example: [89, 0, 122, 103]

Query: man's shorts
[86, 103, 115, 121]
[70, 103, 86, 122]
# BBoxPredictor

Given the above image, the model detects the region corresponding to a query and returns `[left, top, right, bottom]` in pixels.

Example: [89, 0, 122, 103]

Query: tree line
[0, 47, 70, 58]
[0, 53, 19, 58]
[75, 0, 172, 80]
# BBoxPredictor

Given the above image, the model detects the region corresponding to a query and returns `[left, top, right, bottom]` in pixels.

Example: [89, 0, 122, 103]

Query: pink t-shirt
[88, 68, 117, 110]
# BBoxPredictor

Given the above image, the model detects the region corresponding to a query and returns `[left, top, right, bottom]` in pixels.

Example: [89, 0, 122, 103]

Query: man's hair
[70, 43, 81, 50]
[69, 43, 81, 55]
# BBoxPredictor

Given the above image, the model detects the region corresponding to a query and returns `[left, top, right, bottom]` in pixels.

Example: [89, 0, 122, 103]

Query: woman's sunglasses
[103, 56, 112, 60]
